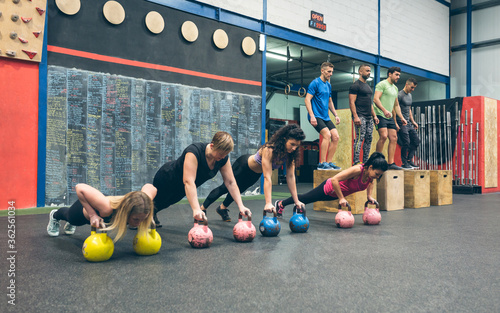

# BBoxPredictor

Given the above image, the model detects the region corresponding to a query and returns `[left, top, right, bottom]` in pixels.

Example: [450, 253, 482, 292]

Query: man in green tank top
[372, 66, 407, 170]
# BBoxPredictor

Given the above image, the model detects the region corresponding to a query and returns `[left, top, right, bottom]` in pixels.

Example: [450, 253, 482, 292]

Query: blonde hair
[103, 191, 153, 242]
[211, 131, 234, 153]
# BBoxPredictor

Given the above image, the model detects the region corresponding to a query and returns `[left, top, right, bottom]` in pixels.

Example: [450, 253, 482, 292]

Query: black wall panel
[47, 0, 262, 94]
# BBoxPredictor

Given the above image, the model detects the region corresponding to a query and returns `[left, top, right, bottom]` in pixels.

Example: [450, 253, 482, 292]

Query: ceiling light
[267, 53, 292, 62]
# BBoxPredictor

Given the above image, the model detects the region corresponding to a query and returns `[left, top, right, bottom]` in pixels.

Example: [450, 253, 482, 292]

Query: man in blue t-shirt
[305, 62, 341, 170]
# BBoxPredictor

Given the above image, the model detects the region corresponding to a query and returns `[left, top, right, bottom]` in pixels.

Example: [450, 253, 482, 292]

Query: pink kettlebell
[233, 213, 256, 242]
[335, 202, 355, 228]
[362, 201, 381, 225]
[188, 219, 213, 248]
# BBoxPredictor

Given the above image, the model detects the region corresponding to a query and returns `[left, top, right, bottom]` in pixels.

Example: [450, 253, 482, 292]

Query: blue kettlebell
[259, 209, 281, 237]
[289, 205, 309, 233]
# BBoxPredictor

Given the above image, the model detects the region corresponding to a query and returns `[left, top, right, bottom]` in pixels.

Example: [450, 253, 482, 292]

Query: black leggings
[281, 180, 337, 207]
[202, 154, 262, 209]
[53, 200, 112, 226]
[53, 201, 90, 226]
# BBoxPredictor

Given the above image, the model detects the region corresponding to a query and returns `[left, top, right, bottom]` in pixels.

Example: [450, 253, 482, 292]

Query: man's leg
[376, 128, 388, 153]
[387, 128, 398, 164]
[352, 121, 365, 165]
[407, 127, 420, 166]
[319, 127, 331, 163]
[326, 128, 340, 164]
[362, 118, 374, 163]
[398, 125, 410, 166]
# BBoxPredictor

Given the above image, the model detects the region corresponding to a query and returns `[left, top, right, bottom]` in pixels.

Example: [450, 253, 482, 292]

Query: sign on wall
[309, 11, 326, 32]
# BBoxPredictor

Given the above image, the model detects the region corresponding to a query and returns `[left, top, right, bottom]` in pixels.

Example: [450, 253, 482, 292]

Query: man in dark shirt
[395, 78, 419, 169]
[349, 64, 378, 165]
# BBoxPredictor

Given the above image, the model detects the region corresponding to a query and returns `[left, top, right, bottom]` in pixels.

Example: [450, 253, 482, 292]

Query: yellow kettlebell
[133, 224, 162, 256]
[82, 227, 114, 262]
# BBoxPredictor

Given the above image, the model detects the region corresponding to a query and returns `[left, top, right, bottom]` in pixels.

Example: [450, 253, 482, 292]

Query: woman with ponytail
[202, 124, 306, 221]
[275, 152, 388, 216]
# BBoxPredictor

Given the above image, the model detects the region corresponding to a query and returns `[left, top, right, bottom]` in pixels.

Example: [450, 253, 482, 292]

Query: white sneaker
[63, 222, 76, 235]
[47, 209, 60, 237]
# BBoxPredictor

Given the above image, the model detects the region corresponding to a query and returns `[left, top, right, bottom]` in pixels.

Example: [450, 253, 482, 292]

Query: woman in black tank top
[152, 131, 251, 227]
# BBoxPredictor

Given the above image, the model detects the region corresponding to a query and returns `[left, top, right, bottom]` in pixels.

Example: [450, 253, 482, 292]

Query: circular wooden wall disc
[103, 1, 125, 25]
[213, 29, 228, 49]
[55, 0, 81, 16]
[242, 36, 256, 56]
[145, 11, 164, 34]
[181, 21, 198, 42]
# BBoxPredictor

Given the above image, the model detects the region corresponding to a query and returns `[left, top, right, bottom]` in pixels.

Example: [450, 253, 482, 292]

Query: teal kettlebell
[289, 205, 309, 233]
[259, 210, 281, 237]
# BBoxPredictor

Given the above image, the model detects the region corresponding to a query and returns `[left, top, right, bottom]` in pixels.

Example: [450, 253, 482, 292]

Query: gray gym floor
[1, 183, 499, 313]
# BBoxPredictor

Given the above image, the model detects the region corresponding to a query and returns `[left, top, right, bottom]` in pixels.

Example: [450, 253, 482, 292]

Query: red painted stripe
[47, 45, 261, 86]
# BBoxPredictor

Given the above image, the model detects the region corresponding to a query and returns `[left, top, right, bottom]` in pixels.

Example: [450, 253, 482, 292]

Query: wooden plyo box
[377, 170, 404, 211]
[312, 170, 377, 215]
[404, 170, 430, 208]
[272, 169, 278, 185]
[430, 170, 453, 205]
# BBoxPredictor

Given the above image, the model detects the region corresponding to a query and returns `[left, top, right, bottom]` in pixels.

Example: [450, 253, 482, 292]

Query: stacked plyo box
[377, 170, 405, 211]
[403, 170, 430, 208]
[430, 170, 453, 205]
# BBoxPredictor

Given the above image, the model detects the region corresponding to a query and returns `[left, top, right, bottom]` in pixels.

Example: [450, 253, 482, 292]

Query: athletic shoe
[402, 163, 414, 170]
[388, 163, 404, 170]
[63, 222, 76, 235]
[317, 162, 330, 170]
[47, 209, 60, 237]
[216, 206, 231, 222]
[328, 162, 341, 170]
[275, 200, 285, 218]
[407, 160, 418, 168]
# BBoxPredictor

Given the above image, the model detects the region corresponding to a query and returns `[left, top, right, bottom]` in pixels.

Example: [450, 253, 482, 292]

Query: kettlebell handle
[292, 205, 306, 217]
[364, 201, 380, 209]
[238, 212, 252, 222]
[338, 202, 352, 212]
[90, 226, 108, 234]
[193, 218, 208, 226]
[263, 209, 278, 218]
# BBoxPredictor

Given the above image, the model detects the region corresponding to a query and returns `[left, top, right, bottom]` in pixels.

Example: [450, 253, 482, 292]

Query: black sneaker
[402, 163, 413, 170]
[216, 206, 231, 222]
[275, 200, 285, 218]
[407, 160, 418, 168]
[388, 163, 403, 170]
[154, 213, 162, 228]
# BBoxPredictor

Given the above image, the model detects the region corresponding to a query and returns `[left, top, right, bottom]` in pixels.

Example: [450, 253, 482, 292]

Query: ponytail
[364, 152, 388, 171]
